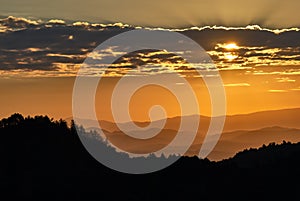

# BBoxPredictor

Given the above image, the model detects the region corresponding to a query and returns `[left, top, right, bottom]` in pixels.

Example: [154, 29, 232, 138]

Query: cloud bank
[0, 16, 300, 78]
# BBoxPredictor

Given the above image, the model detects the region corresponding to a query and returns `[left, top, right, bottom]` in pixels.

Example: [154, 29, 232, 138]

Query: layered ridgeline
[1, 113, 300, 200]
[68, 108, 300, 161]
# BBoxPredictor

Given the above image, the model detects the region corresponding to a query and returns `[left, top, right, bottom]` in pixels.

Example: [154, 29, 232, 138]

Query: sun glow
[224, 53, 238, 61]
[223, 43, 239, 50]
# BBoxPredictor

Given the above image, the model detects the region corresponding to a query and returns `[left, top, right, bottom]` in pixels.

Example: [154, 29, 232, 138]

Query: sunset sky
[1, 0, 300, 121]
[1, 0, 300, 28]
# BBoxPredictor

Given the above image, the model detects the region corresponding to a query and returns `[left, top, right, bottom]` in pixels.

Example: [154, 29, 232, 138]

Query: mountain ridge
[68, 107, 300, 133]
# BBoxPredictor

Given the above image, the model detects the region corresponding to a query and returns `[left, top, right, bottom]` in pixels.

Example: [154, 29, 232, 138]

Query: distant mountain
[207, 126, 300, 161]
[97, 126, 300, 161]
[69, 108, 300, 133]
[223, 108, 300, 132]
[69, 108, 300, 160]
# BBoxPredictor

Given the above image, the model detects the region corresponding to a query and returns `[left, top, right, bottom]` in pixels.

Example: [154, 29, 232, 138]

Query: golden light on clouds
[224, 53, 238, 61]
[224, 83, 250, 87]
[214, 42, 240, 62]
[268, 89, 288, 93]
[48, 19, 66, 24]
[276, 77, 296, 83]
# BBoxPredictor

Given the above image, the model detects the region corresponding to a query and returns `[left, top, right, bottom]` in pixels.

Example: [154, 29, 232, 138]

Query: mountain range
[69, 108, 300, 161]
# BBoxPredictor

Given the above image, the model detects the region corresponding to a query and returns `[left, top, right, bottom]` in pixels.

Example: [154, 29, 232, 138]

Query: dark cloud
[0, 16, 300, 77]
[0, 16, 39, 31]
[183, 29, 300, 51]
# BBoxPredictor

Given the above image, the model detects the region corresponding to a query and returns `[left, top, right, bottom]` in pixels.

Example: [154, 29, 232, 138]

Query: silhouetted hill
[1, 113, 300, 200]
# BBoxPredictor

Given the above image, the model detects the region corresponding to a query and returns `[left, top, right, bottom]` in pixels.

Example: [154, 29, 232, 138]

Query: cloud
[290, 87, 300, 91]
[80, 49, 194, 77]
[46, 53, 86, 60]
[0, 16, 132, 34]
[72, 21, 90, 27]
[268, 89, 288, 93]
[1, 16, 300, 34]
[208, 44, 300, 70]
[0, 16, 300, 78]
[276, 77, 296, 83]
[224, 83, 251, 87]
[252, 69, 300, 76]
[166, 25, 300, 35]
[0, 16, 39, 32]
[47, 19, 66, 25]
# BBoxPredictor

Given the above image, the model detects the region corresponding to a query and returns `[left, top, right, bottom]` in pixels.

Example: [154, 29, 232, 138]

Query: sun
[216, 42, 240, 50]
[223, 43, 239, 50]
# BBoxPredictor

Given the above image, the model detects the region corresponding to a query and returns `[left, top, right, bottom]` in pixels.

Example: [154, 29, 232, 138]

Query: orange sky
[1, 67, 300, 121]
[1, 20, 300, 121]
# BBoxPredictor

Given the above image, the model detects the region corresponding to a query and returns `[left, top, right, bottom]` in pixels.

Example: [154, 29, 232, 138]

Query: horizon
[2, 106, 298, 122]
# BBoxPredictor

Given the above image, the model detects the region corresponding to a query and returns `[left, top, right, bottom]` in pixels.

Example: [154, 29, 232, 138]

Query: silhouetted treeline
[1, 113, 300, 200]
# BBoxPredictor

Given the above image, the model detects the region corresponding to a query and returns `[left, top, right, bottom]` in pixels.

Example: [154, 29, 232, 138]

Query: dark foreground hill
[1, 113, 300, 200]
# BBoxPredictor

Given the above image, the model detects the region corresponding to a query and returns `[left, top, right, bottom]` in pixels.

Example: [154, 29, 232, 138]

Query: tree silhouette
[0, 113, 300, 200]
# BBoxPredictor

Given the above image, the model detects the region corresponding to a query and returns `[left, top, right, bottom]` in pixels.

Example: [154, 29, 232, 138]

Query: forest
[1, 113, 300, 200]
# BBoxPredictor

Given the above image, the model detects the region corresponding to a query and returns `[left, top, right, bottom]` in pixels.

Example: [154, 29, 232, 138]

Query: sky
[0, 0, 300, 28]
[0, 1, 300, 121]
